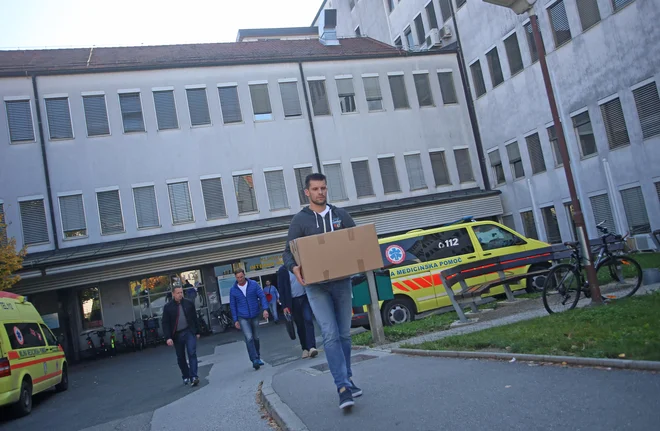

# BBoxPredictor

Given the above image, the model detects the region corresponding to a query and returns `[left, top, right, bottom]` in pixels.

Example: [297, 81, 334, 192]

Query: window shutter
[413, 74, 434, 107]
[59, 195, 87, 237]
[502, 214, 516, 231]
[526, 133, 546, 174]
[324, 164, 348, 201]
[504, 33, 524, 75]
[201, 178, 227, 219]
[249, 84, 272, 115]
[521, 210, 538, 240]
[153, 90, 179, 130]
[167, 182, 193, 224]
[97, 190, 124, 234]
[378, 157, 401, 194]
[414, 15, 425, 46]
[437, 72, 458, 105]
[489, 150, 502, 166]
[308, 80, 330, 116]
[430, 151, 451, 186]
[83, 95, 110, 136]
[506, 142, 522, 162]
[265, 170, 289, 210]
[294, 167, 313, 205]
[486, 48, 504, 87]
[388, 75, 410, 109]
[363, 77, 383, 111]
[572, 111, 597, 156]
[601, 98, 630, 149]
[133, 186, 160, 228]
[426, 2, 438, 29]
[548, 0, 572, 46]
[547, 125, 564, 167]
[19, 199, 49, 245]
[656, 181, 660, 205]
[438, 0, 451, 22]
[454, 149, 474, 183]
[119, 93, 145, 133]
[541, 206, 562, 244]
[632, 81, 660, 139]
[620, 187, 651, 234]
[234, 175, 258, 213]
[336, 79, 355, 96]
[524, 22, 540, 63]
[470, 61, 487, 97]
[279, 82, 302, 117]
[456, 0, 466, 7]
[5, 100, 35, 142]
[0, 203, 7, 246]
[351, 160, 374, 197]
[612, 0, 634, 12]
[45, 97, 73, 139]
[589, 194, 616, 234]
[186, 88, 211, 126]
[404, 154, 427, 190]
[576, 0, 601, 31]
[218, 86, 243, 124]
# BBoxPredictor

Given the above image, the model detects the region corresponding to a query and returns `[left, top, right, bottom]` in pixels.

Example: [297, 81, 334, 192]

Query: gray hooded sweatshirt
[283, 204, 356, 274]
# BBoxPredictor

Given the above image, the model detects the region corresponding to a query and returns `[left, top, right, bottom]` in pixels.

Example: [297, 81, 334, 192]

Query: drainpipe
[31, 74, 60, 249]
[448, 1, 490, 191]
[527, 178, 545, 241]
[297, 62, 322, 172]
[602, 158, 626, 235]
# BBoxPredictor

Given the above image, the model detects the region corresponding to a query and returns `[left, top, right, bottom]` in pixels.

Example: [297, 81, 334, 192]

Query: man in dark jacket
[162, 286, 200, 386]
[229, 269, 269, 370]
[277, 265, 317, 359]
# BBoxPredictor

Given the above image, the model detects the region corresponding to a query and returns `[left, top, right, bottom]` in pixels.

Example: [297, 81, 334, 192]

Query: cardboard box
[289, 223, 384, 284]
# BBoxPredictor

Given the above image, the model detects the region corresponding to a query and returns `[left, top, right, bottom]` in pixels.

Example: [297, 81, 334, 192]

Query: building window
[118, 92, 145, 133]
[655, 181, 660, 205]
[437, 72, 458, 105]
[589, 194, 616, 234]
[454, 148, 475, 183]
[59, 194, 87, 239]
[429, 151, 451, 186]
[355, 26, 361, 36]
[249, 84, 273, 121]
[45, 97, 73, 140]
[0, 203, 7, 246]
[363, 76, 383, 111]
[294, 167, 313, 205]
[413, 73, 434, 107]
[97, 190, 124, 235]
[571, 111, 597, 156]
[388, 75, 410, 109]
[506, 141, 525, 179]
[234, 174, 258, 214]
[5, 99, 35, 143]
[456, 0, 467, 8]
[486, 48, 504, 88]
[264, 170, 289, 210]
[167, 181, 194, 224]
[620, 187, 651, 234]
[350, 0, 356, 9]
[279, 82, 302, 118]
[20, 199, 49, 245]
[394, 37, 402, 49]
[201, 177, 227, 219]
[308, 80, 330, 116]
[378, 156, 401, 194]
[186, 88, 211, 126]
[388, 0, 395, 13]
[153, 90, 179, 130]
[426, 1, 439, 30]
[489, 149, 506, 185]
[564, 202, 577, 240]
[632, 81, 660, 140]
[218, 86, 243, 124]
[612, 0, 634, 12]
[133, 185, 160, 229]
[541, 206, 562, 243]
[503, 32, 524, 76]
[601, 98, 630, 150]
[526, 133, 546, 174]
[336, 78, 357, 113]
[548, 1, 572, 47]
[79, 287, 103, 330]
[404, 153, 427, 190]
[521, 210, 538, 240]
[524, 22, 542, 63]
[547, 125, 566, 167]
[82, 95, 110, 137]
[323, 163, 348, 202]
[404, 27, 415, 50]
[470, 61, 487, 98]
[439, 0, 452, 22]
[502, 214, 516, 231]
[351, 160, 375, 197]
[576, 0, 601, 31]
[414, 14, 426, 46]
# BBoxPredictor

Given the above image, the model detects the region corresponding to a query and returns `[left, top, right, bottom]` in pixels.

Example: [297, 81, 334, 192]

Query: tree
[0, 216, 26, 291]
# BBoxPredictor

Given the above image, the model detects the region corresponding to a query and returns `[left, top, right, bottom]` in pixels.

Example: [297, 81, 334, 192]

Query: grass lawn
[353, 312, 457, 346]
[404, 291, 660, 361]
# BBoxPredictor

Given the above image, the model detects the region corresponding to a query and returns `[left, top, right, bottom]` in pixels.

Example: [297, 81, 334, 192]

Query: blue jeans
[268, 301, 279, 322]
[305, 278, 353, 391]
[292, 295, 316, 351]
[174, 329, 198, 379]
[238, 317, 262, 362]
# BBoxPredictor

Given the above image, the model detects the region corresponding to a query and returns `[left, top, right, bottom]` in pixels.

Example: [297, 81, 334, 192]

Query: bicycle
[542, 222, 643, 314]
[211, 307, 233, 332]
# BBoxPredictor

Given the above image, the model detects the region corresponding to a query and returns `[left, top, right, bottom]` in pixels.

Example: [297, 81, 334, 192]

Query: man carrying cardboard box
[283, 172, 362, 410]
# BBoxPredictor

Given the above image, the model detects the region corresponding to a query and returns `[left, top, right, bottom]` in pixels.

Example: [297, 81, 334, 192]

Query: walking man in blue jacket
[229, 269, 269, 370]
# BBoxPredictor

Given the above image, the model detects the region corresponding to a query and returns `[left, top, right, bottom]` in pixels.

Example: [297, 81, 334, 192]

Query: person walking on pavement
[277, 265, 318, 359]
[263, 280, 281, 324]
[229, 269, 270, 370]
[283, 172, 362, 410]
[162, 286, 201, 386]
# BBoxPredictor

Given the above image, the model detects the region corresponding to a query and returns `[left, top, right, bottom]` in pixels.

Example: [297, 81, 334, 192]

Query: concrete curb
[259, 378, 309, 431]
[391, 348, 660, 371]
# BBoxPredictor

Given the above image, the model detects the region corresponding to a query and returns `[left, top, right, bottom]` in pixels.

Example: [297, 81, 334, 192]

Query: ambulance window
[413, 228, 475, 261]
[40, 324, 59, 346]
[473, 224, 523, 251]
[4, 323, 47, 349]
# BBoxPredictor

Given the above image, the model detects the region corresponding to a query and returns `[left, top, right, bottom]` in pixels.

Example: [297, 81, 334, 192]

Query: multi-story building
[0, 15, 501, 359]
[315, 0, 660, 250]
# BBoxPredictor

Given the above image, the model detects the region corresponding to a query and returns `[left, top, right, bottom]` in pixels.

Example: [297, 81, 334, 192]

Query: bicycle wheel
[596, 255, 642, 299]
[543, 263, 582, 314]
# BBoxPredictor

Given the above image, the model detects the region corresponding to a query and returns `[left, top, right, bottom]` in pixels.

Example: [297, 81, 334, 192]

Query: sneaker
[309, 347, 318, 358]
[338, 387, 354, 410]
[349, 380, 362, 397]
[257, 359, 265, 366]
[302, 350, 310, 359]
[253, 360, 261, 370]
[182, 378, 190, 385]
[191, 377, 200, 387]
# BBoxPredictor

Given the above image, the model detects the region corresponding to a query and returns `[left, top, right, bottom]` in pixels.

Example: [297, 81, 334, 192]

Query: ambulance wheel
[13, 379, 32, 417]
[526, 263, 551, 293]
[55, 363, 69, 392]
[382, 297, 416, 326]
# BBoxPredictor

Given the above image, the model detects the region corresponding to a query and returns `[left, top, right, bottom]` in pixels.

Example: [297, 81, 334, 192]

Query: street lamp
[482, 0, 603, 305]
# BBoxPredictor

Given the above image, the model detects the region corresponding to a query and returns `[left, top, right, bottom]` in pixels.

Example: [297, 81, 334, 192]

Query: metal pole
[365, 270, 386, 345]
[529, 14, 602, 304]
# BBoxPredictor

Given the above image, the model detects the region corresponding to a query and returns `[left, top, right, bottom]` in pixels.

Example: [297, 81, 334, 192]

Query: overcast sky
[0, 0, 323, 50]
